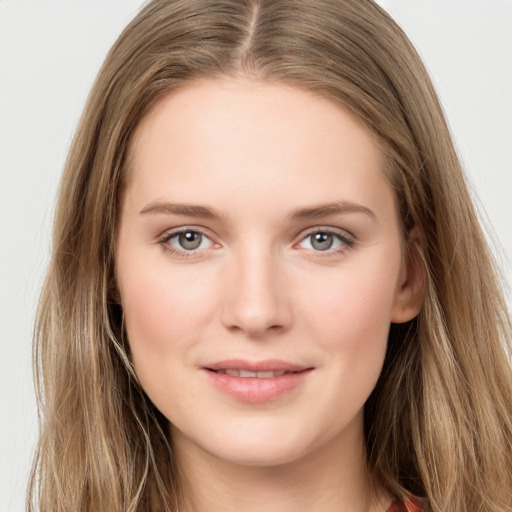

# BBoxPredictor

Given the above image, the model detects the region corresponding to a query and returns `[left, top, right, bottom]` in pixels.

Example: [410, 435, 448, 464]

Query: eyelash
[296, 227, 356, 257]
[158, 227, 217, 259]
[157, 226, 356, 259]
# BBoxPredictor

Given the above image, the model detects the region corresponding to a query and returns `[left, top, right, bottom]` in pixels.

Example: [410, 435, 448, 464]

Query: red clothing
[387, 498, 422, 512]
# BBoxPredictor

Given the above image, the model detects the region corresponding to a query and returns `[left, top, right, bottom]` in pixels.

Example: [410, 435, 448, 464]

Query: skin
[116, 78, 423, 512]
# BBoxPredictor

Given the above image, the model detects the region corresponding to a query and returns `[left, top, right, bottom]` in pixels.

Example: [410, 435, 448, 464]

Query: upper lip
[203, 359, 311, 373]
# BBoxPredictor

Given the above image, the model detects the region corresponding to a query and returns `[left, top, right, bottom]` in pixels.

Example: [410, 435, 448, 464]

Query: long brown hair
[29, 1, 512, 511]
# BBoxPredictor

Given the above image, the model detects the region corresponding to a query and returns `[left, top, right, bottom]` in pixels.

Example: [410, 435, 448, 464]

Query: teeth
[257, 371, 286, 378]
[219, 369, 288, 378]
[256, 371, 275, 378]
[239, 370, 257, 378]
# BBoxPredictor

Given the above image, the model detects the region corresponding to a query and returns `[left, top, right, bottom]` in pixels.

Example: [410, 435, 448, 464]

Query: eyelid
[158, 224, 217, 241]
[156, 224, 356, 258]
[157, 225, 220, 255]
[294, 226, 356, 254]
[298, 225, 356, 242]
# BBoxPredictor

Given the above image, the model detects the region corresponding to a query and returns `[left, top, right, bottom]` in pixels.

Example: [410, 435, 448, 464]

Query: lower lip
[203, 369, 312, 403]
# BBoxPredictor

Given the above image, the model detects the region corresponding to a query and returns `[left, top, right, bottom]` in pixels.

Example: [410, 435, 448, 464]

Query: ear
[391, 227, 426, 324]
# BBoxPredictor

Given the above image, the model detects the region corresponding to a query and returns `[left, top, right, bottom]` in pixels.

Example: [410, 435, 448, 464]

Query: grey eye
[163, 229, 215, 254]
[310, 232, 334, 251]
[178, 231, 203, 250]
[298, 230, 348, 252]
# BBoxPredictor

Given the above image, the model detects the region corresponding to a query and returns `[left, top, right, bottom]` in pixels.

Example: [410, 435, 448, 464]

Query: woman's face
[116, 79, 421, 467]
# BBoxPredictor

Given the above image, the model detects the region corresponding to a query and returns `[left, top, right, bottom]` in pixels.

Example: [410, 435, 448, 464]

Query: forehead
[125, 78, 392, 220]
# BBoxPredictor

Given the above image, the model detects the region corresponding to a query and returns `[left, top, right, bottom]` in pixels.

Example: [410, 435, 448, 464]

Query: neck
[171, 417, 391, 512]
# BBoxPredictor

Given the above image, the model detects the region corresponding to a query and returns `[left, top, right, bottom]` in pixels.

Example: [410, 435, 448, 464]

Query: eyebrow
[139, 200, 376, 221]
[287, 201, 376, 221]
[140, 201, 220, 219]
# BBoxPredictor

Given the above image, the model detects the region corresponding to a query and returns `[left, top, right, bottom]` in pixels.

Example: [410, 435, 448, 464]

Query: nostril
[219, 262, 293, 336]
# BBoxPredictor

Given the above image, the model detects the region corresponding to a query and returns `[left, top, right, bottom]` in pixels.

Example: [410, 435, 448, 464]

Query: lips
[215, 369, 288, 378]
[204, 358, 309, 373]
[202, 359, 313, 402]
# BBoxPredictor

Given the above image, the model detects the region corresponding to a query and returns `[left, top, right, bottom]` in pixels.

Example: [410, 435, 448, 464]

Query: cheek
[118, 260, 215, 361]
[117, 260, 221, 415]
[283, 262, 399, 442]
[298, 264, 399, 348]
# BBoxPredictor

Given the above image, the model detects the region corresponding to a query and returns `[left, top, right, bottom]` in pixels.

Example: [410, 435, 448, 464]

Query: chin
[169, 418, 298, 466]
[176, 417, 332, 469]
[205, 438, 309, 468]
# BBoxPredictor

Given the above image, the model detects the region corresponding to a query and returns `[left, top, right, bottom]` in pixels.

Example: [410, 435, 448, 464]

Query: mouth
[202, 359, 313, 402]
[208, 369, 298, 378]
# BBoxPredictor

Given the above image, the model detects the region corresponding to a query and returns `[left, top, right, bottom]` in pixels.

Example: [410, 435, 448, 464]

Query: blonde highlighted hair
[29, 1, 512, 511]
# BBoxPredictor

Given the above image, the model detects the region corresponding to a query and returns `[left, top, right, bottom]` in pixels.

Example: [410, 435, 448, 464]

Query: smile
[203, 359, 313, 402]
[212, 369, 290, 378]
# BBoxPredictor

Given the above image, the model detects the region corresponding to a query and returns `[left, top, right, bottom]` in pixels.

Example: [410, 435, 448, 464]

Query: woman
[28, 1, 512, 511]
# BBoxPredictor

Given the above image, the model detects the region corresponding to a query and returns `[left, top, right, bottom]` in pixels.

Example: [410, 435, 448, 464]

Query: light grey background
[0, 1, 511, 510]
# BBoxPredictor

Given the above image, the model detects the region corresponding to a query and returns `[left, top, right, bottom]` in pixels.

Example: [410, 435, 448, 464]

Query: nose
[220, 245, 292, 338]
